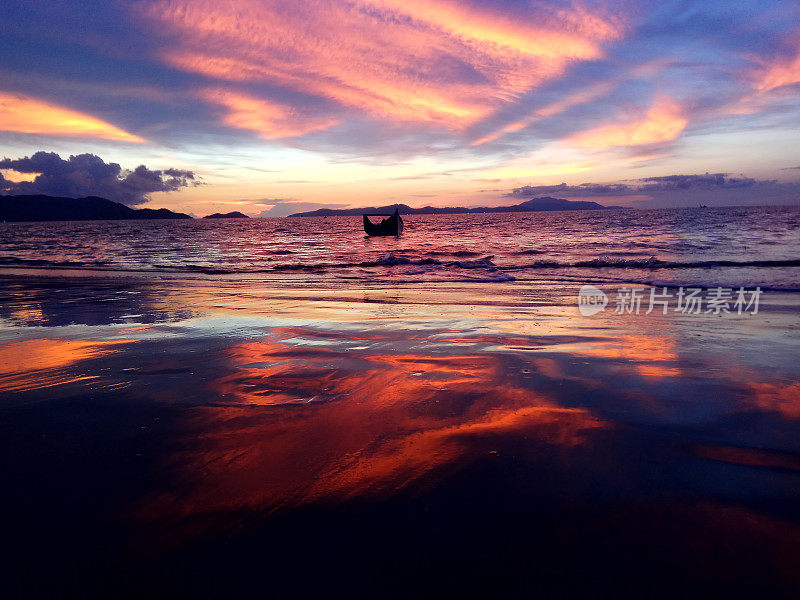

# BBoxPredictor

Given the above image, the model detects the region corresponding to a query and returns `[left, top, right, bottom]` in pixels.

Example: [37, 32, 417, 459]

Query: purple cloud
[507, 173, 800, 208]
[0, 152, 199, 205]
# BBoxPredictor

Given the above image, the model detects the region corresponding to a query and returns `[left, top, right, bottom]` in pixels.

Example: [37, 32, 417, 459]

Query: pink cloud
[723, 32, 800, 116]
[568, 96, 688, 149]
[754, 36, 800, 93]
[139, 0, 624, 129]
[202, 89, 338, 139]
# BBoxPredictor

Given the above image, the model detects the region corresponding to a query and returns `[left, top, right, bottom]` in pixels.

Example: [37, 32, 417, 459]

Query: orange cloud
[0, 93, 145, 143]
[202, 89, 338, 139]
[0, 169, 37, 183]
[139, 0, 624, 129]
[569, 96, 687, 149]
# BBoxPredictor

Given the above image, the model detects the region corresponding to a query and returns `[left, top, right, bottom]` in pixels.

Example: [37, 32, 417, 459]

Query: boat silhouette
[363, 207, 404, 236]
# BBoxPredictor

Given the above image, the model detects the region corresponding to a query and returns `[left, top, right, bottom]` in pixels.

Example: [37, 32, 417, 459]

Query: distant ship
[363, 207, 404, 236]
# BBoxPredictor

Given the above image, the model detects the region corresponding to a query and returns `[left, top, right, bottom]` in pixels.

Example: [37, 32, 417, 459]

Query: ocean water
[1, 205, 798, 289]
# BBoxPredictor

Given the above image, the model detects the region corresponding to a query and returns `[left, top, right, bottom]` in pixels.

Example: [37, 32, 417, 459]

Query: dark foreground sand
[1, 273, 799, 598]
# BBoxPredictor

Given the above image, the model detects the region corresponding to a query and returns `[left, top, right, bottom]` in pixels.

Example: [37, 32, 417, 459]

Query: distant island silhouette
[290, 196, 628, 217]
[0, 194, 629, 223]
[0, 194, 192, 222]
[203, 211, 249, 219]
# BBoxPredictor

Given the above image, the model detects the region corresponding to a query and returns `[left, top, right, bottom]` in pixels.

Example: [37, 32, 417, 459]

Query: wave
[510, 257, 800, 270]
[273, 252, 497, 270]
[358, 273, 516, 284]
[0, 256, 112, 269]
[450, 257, 496, 269]
[275, 253, 443, 269]
[425, 250, 483, 257]
[1, 253, 798, 286]
[271, 263, 331, 271]
[361, 252, 441, 267]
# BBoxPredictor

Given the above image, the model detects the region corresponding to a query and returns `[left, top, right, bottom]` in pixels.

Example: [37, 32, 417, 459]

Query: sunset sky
[1, 0, 799, 215]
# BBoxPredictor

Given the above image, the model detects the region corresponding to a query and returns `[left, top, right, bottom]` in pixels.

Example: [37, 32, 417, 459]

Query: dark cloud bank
[508, 173, 800, 207]
[0, 152, 198, 205]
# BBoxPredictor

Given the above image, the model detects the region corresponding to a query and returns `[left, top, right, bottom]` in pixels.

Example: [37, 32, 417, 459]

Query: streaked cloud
[140, 0, 623, 128]
[0, 93, 145, 143]
[483, 160, 594, 180]
[471, 81, 615, 146]
[753, 37, 800, 93]
[568, 96, 687, 149]
[722, 31, 800, 116]
[202, 89, 338, 139]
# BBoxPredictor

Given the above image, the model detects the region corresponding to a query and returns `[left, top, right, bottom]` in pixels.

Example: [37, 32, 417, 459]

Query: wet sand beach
[1, 272, 799, 597]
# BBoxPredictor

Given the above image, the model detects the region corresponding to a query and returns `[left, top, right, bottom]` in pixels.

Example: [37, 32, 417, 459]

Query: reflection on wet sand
[136, 311, 799, 531]
[0, 338, 132, 392]
[692, 443, 800, 471]
[747, 380, 800, 419]
[138, 331, 606, 520]
[1, 276, 799, 596]
[561, 333, 682, 379]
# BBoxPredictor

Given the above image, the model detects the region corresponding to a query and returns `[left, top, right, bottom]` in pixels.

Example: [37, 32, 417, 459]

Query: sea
[1, 205, 798, 290]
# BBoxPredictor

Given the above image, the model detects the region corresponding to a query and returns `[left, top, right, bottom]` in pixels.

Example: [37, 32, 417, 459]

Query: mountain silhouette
[203, 211, 249, 218]
[0, 194, 192, 222]
[289, 196, 627, 216]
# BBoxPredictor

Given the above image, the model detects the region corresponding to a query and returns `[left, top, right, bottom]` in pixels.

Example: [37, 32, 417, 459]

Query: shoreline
[2, 265, 800, 294]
